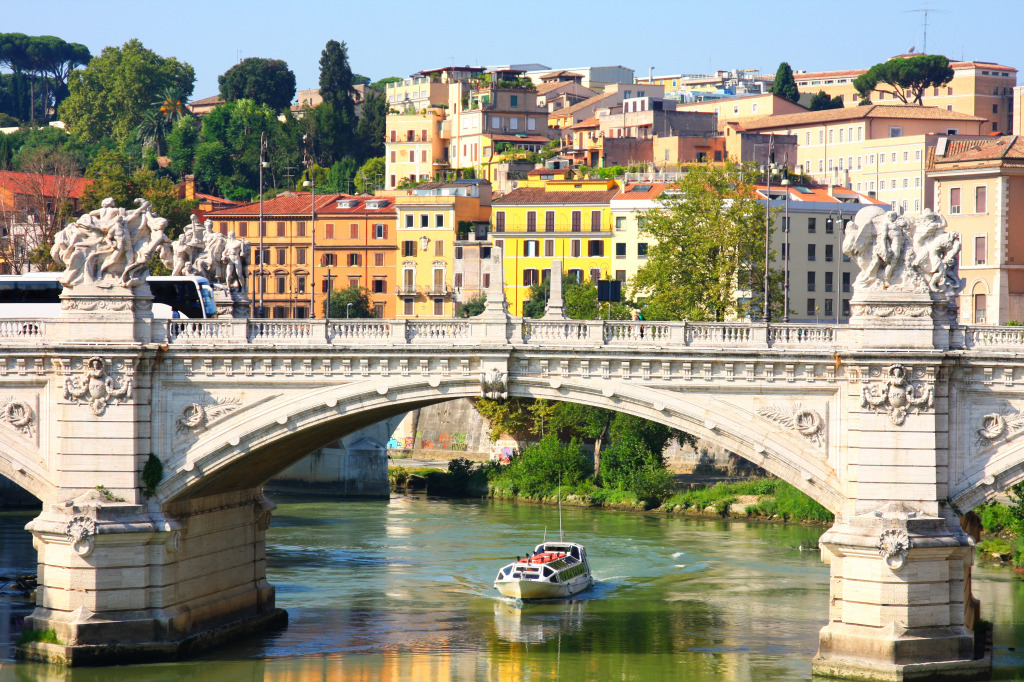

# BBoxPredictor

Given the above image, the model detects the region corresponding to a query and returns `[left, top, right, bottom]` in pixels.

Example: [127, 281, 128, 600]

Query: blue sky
[8, 0, 1022, 99]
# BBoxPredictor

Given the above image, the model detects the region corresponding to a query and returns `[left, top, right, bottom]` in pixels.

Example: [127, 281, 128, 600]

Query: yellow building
[929, 136, 1024, 324]
[393, 180, 491, 318]
[675, 93, 807, 130]
[742, 105, 986, 211]
[386, 109, 446, 188]
[491, 178, 619, 315]
[793, 59, 1017, 133]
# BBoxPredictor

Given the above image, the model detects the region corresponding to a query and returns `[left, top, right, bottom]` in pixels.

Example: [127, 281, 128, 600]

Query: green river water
[2, 495, 1024, 681]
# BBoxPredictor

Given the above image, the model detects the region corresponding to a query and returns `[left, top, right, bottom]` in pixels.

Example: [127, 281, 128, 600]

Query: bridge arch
[0, 432, 52, 502]
[950, 434, 1024, 513]
[160, 376, 843, 512]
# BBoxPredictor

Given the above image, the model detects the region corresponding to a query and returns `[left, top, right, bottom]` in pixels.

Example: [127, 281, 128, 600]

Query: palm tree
[154, 88, 188, 123]
[135, 108, 169, 156]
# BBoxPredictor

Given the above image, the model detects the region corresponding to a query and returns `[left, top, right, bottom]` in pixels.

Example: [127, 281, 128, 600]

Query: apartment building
[609, 182, 670, 283]
[491, 178, 619, 315]
[548, 83, 666, 129]
[793, 59, 1017, 133]
[755, 183, 886, 322]
[393, 180, 491, 318]
[527, 65, 635, 92]
[742, 105, 985, 210]
[928, 135, 1024, 324]
[386, 109, 446, 188]
[674, 93, 807, 131]
[206, 193, 397, 319]
[384, 66, 481, 112]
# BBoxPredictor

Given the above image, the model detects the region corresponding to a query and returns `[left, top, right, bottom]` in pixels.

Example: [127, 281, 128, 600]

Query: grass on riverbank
[16, 628, 61, 646]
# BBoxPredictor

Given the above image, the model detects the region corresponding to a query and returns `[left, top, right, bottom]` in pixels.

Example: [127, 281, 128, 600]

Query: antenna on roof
[906, 3, 948, 55]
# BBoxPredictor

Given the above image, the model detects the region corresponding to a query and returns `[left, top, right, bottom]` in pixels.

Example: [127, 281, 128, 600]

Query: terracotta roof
[929, 135, 1024, 167]
[196, 192, 243, 205]
[493, 187, 619, 205]
[0, 170, 89, 199]
[550, 92, 617, 119]
[743, 104, 984, 131]
[754, 183, 886, 205]
[188, 94, 224, 107]
[613, 183, 669, 200]
[207, 193, 394, 217]
[488, 134, 552, 144]
[951, 61, 1017, 72]
[527, 168, 563, 176]
[794, 60, 1017, 83]
[570, 117, 600, 129]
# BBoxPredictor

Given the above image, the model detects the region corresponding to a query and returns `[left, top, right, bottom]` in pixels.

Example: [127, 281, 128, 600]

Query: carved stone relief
[976, 409, 1024, 445]
[756, 403, 825, 447]
[0, 396, 35, 438]
[65, 515, 97, 556]
[861, 364, 932, 426]
[878, 528, 911, 571]
[480, 368, 508, 400]
[64, 357, 132, 416]
[175, 397, 243, 434]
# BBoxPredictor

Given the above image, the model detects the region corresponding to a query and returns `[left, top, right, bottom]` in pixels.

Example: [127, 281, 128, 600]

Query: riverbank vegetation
[974, 482, 1024, 567]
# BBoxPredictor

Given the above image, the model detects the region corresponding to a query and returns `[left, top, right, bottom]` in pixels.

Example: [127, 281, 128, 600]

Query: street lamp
[302, 137, 316, 319]
[779, 153, 791, 323]
[763, 134, 775, 324]
[826, 208, 846, 324]
[257, 131, 268, 318]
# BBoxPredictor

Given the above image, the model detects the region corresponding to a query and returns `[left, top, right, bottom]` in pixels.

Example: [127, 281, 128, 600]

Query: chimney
[184, 174, 196, 201]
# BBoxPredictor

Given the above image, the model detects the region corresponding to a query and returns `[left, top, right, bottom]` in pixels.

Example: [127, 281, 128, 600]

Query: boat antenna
[558, 471, 564, 541]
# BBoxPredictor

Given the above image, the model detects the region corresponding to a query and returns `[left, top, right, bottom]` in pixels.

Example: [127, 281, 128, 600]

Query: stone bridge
[4, 266, 1024, 677]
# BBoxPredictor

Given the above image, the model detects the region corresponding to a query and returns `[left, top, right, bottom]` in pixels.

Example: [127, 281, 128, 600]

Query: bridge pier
[19, 488, 284, 665]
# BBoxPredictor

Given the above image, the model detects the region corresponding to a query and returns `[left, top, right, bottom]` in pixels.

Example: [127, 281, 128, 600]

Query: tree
[352, 74, 370, 86]
[60, 39, 194, 145]
[632, 160, 779, 321]
[808, 90, 844, 111]
[318, 40, 356, 122]
[166, 115, 200, 177]
[771, 62, 800, 103]
[355, 91, 387, 160]
[218, 57, 295, 112]
[324, 285, 372, 318]
[369, 76, 402, 92]
[81, 149, 195, 232]
[354, 156, 384, 193]
[455, 292, 486, 318]
[853, 54, 954, 105]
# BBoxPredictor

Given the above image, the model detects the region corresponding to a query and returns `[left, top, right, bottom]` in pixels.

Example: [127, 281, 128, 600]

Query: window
[571, 211, 581, 231]
[825, 271, 834, 293]
[482, 273, 491, 288]
[390, 151, 396, 162]
[891, 152, 897, 164]
[527, 211, 537, 232]
[435, 214, 444, 228]
[433, 298, 444, 316]
[454, 246, 463, 260]
[807, 244, 816, 261]
[825, 244, 834, 262]
[781, 243, 787, 261]
[818, 160, 824, 172]
[405, 214, 414, 228]
[510, 95, 518, 108]
[348, 253, 360, 266]
[839, 128, 844, 143]
[402, 240, 416, 256]
[615, 243, 626, 257]
[545, 211, 555, 231]
[828, 129, 834, 143]
[322, 253, 337, 267]
[434, 240, 443, 257]
[296, 276, 306, 294]
[807, 271, 816, 292]
[349, 224, 359, 239]
[453, 273, 463, 289]
[588, 240, 604, 257]
[950, 187, 961, 214]
[326, 223, 335, 239]
[277, 248, 287, 265]
[902, 178, 908, 189]
[544, 240, 554, 257]
[277, 221, 286, 237]
[903, 151, 909, 162]
[824, 298, 833, 316]
[975, 293, 987, 323]
[976, 186, 987, 213]
[975, 235, 987, 265]
[637, 243, 648, 258]
[523, 269, 539, 285]
[825, 218, 834, 235]
[615, 216, 626, 231]
[808, 217, 816, 233]
[254, 248, 270, 265]
[296, 248, 306, 265]
[276, 276, 286, 294]
[403, 298, 414, 315]
[524, 240, 539, 257]
[807, 298, 816, 316]
[374, 252, 385, 266]
[591, 211, 602, 232]
[914, 177, 921, 188]
[842, 272, 850, 293]
[495, 212, 505, 232]
[570, 240, 581, 258]
[321, 278, 332, 293]
[296, 221, 306, 237]
[805, 132, 811, 146]
[889, 126, 902, 137]
[374, 224, 387, 239]
[589, 268, 601, 283]
[259, 221, 267, 237]
[818, 130, 824, 144]
[420, 214, 429, 228]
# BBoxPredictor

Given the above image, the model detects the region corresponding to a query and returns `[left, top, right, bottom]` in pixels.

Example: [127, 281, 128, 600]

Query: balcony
[426, 284, 453, 298]
[395, 283, 419, 296]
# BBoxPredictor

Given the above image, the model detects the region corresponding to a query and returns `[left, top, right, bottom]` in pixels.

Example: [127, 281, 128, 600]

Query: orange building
[206, 193, 397, 319]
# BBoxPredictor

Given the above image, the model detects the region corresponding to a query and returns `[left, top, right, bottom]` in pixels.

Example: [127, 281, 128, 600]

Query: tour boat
[493, 540, 593, 600]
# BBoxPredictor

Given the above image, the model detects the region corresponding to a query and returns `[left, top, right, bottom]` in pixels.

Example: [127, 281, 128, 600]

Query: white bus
[0, 274, 217, 320]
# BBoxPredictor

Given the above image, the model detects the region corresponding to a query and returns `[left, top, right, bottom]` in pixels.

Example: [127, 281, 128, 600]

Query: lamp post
[780, 153, 790, 323]
[302, 137, 316, 318]
[827, 208, 846, 324]
[257, 131, 268, 317]
[763, 134, 775, 324]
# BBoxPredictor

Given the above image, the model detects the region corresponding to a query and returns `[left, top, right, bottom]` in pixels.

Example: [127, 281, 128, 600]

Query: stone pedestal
[55, 282, 154, 344]
[812, 503, 989, 681]
[19, 489, 285, 666]
[213, 287, 251, 319]
[847, 291, 956, 351]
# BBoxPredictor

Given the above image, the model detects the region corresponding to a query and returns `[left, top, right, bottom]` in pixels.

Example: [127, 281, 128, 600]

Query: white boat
[493, 541, 593, 600]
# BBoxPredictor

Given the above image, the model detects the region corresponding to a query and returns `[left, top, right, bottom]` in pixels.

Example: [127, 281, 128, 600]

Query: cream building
[610, 182, 671, 283]
[386, 109, 446, 188]
[742, 105, 986, 211]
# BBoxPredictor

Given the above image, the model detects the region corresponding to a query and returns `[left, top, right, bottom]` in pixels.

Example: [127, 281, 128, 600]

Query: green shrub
[16, 628, 60, 645]
[978, 502, 1015, 534]
[388, 466, 410, 490]
[978, 537, 1011, 556]
[627, 465, 676, 508]
[1012, 537, 1024, 569]
[488, 435, 590, 498]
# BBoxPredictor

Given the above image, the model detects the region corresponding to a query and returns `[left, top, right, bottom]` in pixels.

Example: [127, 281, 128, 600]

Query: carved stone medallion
[0, 396, 35, 438]
[878, 529, 911, 571]
[63, 357, 133, 416]
[756, 403, 825, 447]
[176, 397, 243, 434]
[861, 364, 932, 426]
[977, 410, 1024, 445]
[480, 368, 508, 400]
[65, 515, 97, 556]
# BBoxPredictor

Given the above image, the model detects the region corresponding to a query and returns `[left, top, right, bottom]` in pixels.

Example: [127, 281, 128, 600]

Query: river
[2, 496, 1024, 681]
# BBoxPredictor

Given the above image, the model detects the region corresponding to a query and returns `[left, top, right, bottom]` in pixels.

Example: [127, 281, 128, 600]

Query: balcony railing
[395, 284, 419, 296]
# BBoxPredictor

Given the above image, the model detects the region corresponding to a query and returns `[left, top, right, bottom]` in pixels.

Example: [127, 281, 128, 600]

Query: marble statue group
[50, 199, 250, 294]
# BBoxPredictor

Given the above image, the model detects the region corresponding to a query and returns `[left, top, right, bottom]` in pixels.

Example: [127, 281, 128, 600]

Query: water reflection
[3, 498, 1024, 681]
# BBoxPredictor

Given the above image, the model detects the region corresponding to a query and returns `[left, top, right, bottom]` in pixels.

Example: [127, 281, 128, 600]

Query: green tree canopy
[354, 156, 385, 193]
[324, 285, 372, 318]
[632, 160, 779, 321]
[853, 54, 954, 105]
[81, 149, 195, 232]
[218, 57, 296, 112]
[356, 91, 387, 160]
[60, 39, 194, 145]
[0, 33, 90, 122]
[318, 40, 356, 123]
[455, 292, 486, 318]
[808, 90, 844, 111]
[370, 76, 402, 92]
[770, 62, 800, 103]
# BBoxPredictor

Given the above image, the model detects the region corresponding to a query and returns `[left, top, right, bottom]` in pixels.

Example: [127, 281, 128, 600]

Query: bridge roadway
[2, 287, 1023, 678]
